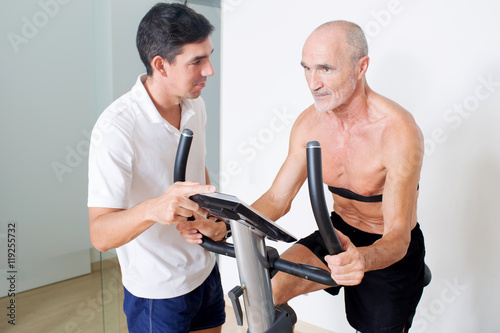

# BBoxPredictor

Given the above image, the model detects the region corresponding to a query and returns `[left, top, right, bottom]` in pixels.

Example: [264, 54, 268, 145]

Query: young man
[87, 3, 226, 332]
[181, 20, 426, 333]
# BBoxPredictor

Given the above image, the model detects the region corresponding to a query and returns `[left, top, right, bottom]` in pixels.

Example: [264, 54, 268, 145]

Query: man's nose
[202, 60, 215, 77]
[308, 71, 322, 91]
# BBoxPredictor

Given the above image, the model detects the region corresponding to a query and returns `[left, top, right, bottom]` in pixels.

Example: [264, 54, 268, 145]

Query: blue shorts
[123, 264, 225, 333]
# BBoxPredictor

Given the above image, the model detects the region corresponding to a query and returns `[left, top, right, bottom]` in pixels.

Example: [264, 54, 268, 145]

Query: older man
[251, 21, 426, 332]
[181, 20, 426, 333]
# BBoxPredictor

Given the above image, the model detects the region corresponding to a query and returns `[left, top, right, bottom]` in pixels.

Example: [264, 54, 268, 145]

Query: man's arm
[89, 181, 215, 252]
[251, 115, 309, 221]
[178, 113, 310, 244]
[360, 124, 424, 271]
[326, 119, 424, 285]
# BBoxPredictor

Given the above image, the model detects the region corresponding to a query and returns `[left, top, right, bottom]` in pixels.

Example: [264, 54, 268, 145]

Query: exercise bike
[174, 129, 431, 333]
[174, 129, 344, 332]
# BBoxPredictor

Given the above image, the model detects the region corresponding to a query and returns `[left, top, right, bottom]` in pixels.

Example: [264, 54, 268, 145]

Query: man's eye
[192, 60, 201, 65]
[322, 67, 331, 72]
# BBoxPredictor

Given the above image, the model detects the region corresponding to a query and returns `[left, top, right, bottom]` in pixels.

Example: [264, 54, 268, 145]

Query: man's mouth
[194, 79, 206, 87]
[312, 92, 329, 98]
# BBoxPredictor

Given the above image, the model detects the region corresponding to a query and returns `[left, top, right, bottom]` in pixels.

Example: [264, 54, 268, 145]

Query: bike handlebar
[173, 129, 338, 287]
[306, 141, 344, 255]
[173, 129, 193, 183]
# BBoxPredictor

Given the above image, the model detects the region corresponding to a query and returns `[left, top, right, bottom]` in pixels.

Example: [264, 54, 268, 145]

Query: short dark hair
[136, 3, 214, 75]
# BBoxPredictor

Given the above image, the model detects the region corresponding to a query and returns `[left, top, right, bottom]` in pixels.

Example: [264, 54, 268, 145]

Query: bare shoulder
[369, 92, 423, 146]
[293, 104, 317, 128]
[368, 92, 424, 180]
[289, 104, 318, 145]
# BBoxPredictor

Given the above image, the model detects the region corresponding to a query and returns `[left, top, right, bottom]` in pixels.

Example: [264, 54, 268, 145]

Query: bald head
[301, 20, 370, 112]
[311, 20, 368, 65]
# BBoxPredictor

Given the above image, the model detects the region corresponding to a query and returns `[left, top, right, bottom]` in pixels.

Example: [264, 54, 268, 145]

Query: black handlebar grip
[200, 236, 236, 258]
[306, 141, 344, 255]
[272, 257, 338, 286]
[173, 129, 215, 249]
[174, 129, 194, 183]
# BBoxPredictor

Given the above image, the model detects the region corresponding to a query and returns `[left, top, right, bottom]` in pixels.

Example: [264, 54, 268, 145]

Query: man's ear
[357, 56, 370, 80]
[151, 55, 168, 77]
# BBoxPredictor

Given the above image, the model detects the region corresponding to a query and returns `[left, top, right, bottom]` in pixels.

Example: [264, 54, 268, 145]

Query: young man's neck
[144, 74, 182, 128]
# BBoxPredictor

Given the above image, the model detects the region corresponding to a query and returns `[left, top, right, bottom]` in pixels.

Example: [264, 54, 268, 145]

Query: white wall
[220, 0, 500, 332]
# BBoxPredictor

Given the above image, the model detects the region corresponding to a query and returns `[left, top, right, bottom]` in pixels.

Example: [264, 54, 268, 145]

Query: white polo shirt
[88, 74, 215, 299]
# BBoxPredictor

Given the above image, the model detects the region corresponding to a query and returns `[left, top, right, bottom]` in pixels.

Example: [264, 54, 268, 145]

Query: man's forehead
[302, 42, 337, 63]
[302, 32, 346, 61]
[177, 38, 213, 58]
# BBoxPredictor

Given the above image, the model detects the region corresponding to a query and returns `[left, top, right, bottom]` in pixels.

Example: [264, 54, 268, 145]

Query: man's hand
[324, 230, 366, 286]
[88, 182, 216, 252]
[177, 215, 227, 244]
[146, 181, 216, 225]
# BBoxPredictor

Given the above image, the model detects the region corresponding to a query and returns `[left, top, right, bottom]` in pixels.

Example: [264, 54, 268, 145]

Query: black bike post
[174, 129, 276, 332]
[173, 129, 193, 183]
[306, 141, 344, 255]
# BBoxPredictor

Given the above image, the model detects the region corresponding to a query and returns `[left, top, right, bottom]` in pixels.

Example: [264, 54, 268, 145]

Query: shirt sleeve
[87, 113, 134, 209]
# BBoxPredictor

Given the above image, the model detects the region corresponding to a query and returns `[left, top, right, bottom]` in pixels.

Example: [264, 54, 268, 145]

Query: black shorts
[296, 211, 426, 333]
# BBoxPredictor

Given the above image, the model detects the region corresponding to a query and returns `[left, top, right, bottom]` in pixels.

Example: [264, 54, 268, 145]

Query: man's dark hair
[136, 3, 214, 75]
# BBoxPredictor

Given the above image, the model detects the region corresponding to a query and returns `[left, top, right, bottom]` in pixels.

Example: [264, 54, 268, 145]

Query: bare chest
[306, 125, 386, 197]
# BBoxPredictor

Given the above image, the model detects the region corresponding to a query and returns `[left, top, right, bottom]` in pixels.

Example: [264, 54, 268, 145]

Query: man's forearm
[252, 192, 291, 222]
[360, 228, 410, 272]
[90, 200, 156, 252]
[90, 182, 216, 252]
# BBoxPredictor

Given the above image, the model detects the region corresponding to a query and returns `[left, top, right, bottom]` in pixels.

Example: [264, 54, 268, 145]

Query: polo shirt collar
[132, 74, 195, 132]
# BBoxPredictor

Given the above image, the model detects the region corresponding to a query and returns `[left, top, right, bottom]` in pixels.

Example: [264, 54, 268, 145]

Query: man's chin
[314, 102, 332, 112]
[185, 91, 202, 99]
